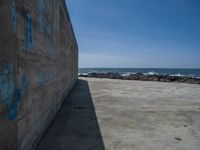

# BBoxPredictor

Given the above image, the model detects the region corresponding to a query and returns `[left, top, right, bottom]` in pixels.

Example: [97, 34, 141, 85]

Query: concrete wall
[0, 0, 78, 150]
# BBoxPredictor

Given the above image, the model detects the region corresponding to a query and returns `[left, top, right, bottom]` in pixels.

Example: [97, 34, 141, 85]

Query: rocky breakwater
[79, 72, 200, 84]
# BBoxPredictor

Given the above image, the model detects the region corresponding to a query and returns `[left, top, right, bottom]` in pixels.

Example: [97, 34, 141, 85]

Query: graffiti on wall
[38, 0, 45, 33]
[38, 71, 54, 88]
[38, 0, 54, 54]
[24, 13, 34, 48]
[10, 1, 17, 32]
[0, 64, 30, 121]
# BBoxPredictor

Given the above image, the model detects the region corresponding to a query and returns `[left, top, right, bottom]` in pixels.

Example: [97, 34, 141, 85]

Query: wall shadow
[36, 79, 105, 150]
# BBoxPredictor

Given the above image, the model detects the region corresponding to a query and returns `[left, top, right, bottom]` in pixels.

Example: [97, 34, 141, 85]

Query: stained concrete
[0, 0, 78, 149]
[36, 78, 200, 150]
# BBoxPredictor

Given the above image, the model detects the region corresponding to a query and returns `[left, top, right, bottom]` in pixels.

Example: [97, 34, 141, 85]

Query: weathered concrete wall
[0, 0, 78, 150]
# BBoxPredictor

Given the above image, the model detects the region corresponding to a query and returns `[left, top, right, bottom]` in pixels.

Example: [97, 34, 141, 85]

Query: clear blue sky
[66, 0, 200, 68]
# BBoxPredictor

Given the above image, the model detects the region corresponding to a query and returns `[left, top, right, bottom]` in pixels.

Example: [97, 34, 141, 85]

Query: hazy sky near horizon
[67, 0, 200, 68]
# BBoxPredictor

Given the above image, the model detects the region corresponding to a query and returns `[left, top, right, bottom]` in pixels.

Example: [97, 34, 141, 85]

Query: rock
[79, 74, 88, 77]
[78, 72, 200, 84]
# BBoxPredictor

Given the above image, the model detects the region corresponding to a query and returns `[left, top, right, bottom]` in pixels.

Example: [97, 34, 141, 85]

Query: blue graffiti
[38, 72, 53, 87]
[10, 2, 17, 32]
[38, 0, 45, 32]
[24, 14, 34, 48]
[19, 74, 30, 101]
[0, 64, 30, 121]
[0, 64, 15, 107]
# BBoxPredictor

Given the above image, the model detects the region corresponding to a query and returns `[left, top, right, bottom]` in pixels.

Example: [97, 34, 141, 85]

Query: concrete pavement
[36, 78, 200, 150]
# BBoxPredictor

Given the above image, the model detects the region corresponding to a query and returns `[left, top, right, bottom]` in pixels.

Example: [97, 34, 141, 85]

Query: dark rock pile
[79, 72, 200, 84]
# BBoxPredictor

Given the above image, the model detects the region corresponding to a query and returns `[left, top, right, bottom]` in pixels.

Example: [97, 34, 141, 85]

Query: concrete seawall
[0, 0, 78, 149]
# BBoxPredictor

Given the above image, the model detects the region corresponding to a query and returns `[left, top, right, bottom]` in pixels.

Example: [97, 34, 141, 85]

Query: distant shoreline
[79, 72, 200, 84]
[79, 68, 200, 79]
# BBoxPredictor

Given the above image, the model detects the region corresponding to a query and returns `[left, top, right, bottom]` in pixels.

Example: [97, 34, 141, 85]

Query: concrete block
[0, 0, 78, 149]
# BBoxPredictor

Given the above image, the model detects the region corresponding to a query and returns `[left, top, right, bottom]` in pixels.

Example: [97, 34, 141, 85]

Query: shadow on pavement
[36, 79, 105, 150]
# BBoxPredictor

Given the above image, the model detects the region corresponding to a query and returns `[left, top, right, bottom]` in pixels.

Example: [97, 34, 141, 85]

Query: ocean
[79, 68, 200, 78]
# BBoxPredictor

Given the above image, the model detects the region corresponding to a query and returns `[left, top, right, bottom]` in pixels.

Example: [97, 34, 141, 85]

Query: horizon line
[79, 67, 200, 69]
